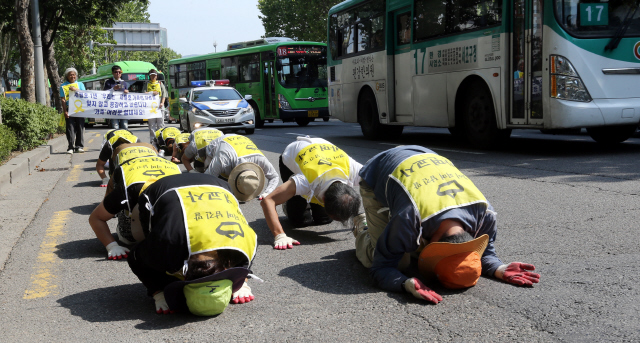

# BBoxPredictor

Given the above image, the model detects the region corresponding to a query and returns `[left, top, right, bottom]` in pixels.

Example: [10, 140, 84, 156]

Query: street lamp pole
[213, 41, 217, 53]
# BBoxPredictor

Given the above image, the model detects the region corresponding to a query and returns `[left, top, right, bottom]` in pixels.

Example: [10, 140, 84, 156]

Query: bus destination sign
[277, 46, 323, 57]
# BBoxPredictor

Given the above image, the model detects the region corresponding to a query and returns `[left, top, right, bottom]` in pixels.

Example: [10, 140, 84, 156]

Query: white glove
[231, 282, 254, 304]
[403, 278, 443, 304]
[105, 241, 129, 260]
[273, 233, 300, 250]
[257, 193, 268, 200]
[188, 169, 200, 173]
[158, 149, 165, 157]
[100, 176, 109, 187]
[153, 292, 173, 314]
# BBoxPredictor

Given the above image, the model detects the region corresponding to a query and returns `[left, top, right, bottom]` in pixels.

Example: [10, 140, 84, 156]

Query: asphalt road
[1, 120, 639, 342]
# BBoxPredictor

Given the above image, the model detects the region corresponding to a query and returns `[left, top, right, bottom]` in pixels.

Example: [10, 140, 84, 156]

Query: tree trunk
[42, 29, 62, 112]
[15, 0, 35, 103]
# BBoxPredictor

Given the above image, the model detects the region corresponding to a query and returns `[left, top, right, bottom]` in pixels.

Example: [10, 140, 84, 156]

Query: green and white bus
[78, 61, 166, 127]
[166, 38, 329, 128]
[328, 0, 640, 146]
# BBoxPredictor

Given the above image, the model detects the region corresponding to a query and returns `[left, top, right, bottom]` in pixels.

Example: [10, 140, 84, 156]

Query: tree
[258, 0, 341, 42]
[15, 0, 34, 102]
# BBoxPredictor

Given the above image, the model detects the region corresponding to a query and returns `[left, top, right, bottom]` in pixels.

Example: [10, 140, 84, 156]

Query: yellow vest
[157, 127, 181, 143]
[147, 81, 162, 96]
[390, 154, 487, 221]
[294, 143, 350, 205]
[108, 131, 137, 146]
[62, 83, 79, 101]
[115, 146, 157, 166]
[120, 156, 181, 211]
[175, 185, 257, 262]
[193, 129, 223, 162]
[223, 135, 264, 158]
[175, 133, 190, 145]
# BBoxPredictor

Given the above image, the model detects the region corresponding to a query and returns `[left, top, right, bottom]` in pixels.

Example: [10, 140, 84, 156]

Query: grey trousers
[66, 117, 84, 150]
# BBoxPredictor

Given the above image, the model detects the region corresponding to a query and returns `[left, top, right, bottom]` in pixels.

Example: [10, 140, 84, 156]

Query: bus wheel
[253, 105, 265, 128]
[587, 125, 637, 145]
[358, 89, 403, 140]
[461, 83, 510, 148]
[296, 118, 310, 127]
[268, 119, 274, 123]
[323, 117, 330, 122]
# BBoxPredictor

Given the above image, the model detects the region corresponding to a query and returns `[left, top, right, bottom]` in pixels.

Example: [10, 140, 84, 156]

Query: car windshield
[192, 89, 242, 102]
[555, 0, 640, 37]
[277, 45, 328, 89]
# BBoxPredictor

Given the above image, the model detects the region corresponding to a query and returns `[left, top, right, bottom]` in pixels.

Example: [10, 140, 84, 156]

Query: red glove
[403, 278, 443, 304]
[500, 262, 540, 286]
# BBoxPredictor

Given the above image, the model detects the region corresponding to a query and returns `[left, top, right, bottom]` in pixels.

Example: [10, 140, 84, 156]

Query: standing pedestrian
[59, 67, 87, 154]
[103, 65, 130, 130]
[146, 69, 166, 143]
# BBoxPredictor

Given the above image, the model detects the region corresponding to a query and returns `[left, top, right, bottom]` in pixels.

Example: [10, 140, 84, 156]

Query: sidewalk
[0, 134, 72, 272]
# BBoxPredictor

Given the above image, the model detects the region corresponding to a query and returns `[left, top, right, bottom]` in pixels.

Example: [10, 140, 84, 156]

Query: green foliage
[0, 124, 17, 162]
[258, 0, 341, 42]
[0, 98, 59, 150]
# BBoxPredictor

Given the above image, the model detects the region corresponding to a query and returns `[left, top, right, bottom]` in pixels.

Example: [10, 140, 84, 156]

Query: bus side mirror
[244, 95, 252, 100]
[171, 93, 175, 99]
[179, 97, 187, 103]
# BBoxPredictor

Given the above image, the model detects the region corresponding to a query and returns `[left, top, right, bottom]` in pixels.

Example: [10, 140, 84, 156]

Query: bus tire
[323, 117, 330, 122]
[253, 104, 265, 128]
[460, 82, 510, 148]
[358, 89, 403, 140]
[85, 123, 94, 128]
[296, 118, 310, 127]
[587, 125, 636, 145]
[268, 119, 274, 123]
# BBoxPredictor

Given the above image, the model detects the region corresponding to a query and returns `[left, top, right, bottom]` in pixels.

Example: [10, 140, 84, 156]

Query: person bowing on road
[153, 126, 181, 158]
[88, 151, 181, 260]
[127, 173, 258, 315]
[182, 127, 223, 173]
[171, 132, 191, 163]
[261, 136, 362, 250]
[351, 145, 540, 304]
[204, 134, 278, 201]
[96, 129, 138, 190]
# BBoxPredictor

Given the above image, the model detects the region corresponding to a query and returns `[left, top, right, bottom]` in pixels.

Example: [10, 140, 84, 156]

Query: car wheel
[295, 118, 310, 127]
[245, 128, 255, 134]
[460, 81, 511, 149]
[323, 117, 330, 122]
[254, 105, 265, 128]
[587, 125, 636, 145]
[268, 119, 274, 123]
[358, 89, 403, 140]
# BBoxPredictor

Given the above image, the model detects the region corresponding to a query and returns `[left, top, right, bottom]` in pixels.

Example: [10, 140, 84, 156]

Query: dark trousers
[65, 117, 85, 150]
[279, 156, 331, 226]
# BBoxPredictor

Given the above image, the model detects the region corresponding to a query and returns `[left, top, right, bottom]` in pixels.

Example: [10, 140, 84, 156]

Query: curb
[0, 135, 68, 193]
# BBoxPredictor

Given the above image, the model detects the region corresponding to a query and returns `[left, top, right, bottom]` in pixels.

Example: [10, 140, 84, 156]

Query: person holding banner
[182, 128, 224, 173]
[204, 134, 278, 201]
[147, 69, 167, 144]
[88, 152, 182, 260]
[59, 67, 86, 154]
[103, 65, 130, 130]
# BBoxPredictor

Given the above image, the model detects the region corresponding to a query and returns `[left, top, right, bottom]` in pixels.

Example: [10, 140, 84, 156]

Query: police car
[179, 80, 255, 134]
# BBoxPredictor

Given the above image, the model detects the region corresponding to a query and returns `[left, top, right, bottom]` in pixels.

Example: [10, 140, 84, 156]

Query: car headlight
[278, 94, 291, 110]
[239, 106, 254, 114]
[195, 109, 208, 116]
[550, 55, 592, 102]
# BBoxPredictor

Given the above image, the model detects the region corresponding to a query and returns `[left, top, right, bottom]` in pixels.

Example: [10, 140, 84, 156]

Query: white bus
[327, 0, 640, 147]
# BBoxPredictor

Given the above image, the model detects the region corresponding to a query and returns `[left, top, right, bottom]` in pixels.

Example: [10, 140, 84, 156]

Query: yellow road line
[95, 133, 100, 137]
[65, 165, 82, 182]
[88, 138, 94, 144]
[23, 210, 71, 299]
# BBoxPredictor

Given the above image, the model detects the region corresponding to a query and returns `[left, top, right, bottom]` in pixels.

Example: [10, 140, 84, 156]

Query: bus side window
[171, 92, 175, 100]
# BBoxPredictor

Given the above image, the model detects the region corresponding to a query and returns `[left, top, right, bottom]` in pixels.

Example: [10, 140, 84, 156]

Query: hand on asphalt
[273, 233, 300, 250]
[100, 176, 109, 187]
[231, 282, 254, 304]
[499, 262, 540, 286]
[105, 241, 129, 260]
[404, 278, 443, 304]
[153, 292, 174, 314]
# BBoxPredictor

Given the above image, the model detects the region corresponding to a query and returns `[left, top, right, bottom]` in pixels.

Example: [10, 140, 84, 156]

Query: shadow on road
[249, 217, 343, 246]
[69, 202, 100, 215]
[278, 250, 377, 295]
[57, 283, 209, 330]
[55, 237, 108, 259]
[73, 180, 102, 188]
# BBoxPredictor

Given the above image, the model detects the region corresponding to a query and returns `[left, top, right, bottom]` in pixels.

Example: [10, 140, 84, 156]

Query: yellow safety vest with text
[158, 127, 181, 143]
[389, 153, 487, 222]
[120, 156, 181, 211]
[147, 81, 162, 97]
[108, 131, 137, 146]
[62, 83, 79, 101]
[115, 145, 157, 166]
[223, 135, 264, 158]
[294, 143, 350, 205]
[175, 185, 257, 262]
[193, 129, 223, 162]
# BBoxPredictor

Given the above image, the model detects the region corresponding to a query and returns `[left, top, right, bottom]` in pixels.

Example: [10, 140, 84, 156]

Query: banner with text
[68, 90, 162, 119]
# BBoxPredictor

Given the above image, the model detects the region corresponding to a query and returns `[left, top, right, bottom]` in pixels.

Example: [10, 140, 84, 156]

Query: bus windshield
[192, 89, 242, 102]
[555, 0, 640, 37]
[277, 45, 328, 90]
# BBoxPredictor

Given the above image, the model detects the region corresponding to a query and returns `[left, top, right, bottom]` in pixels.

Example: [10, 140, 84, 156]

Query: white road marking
[286, 133, 307, 136]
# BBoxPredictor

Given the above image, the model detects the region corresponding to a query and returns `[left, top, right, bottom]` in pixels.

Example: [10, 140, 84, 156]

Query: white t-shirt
[281, 136, 361, 203]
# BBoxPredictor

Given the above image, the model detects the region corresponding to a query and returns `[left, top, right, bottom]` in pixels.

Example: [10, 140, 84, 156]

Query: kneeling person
[88, 153, 181, 259]
[154, 126, 181, 158]
[96, 129, 138, 189]
[354, 146, 540, 304]
[127, 173, 258, 315]
[171, 133, 191, 163]
[205, 134, 278, 200]
[182, 128, 223, 172]
[261, 136, 362, 250]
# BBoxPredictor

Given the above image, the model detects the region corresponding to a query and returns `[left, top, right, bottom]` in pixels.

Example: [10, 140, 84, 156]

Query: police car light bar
[191, 80, 231, 87]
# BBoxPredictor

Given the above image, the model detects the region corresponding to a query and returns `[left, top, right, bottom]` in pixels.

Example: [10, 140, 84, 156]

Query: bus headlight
[550, 55, 592, 102]
[278, 94, 291, 110]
